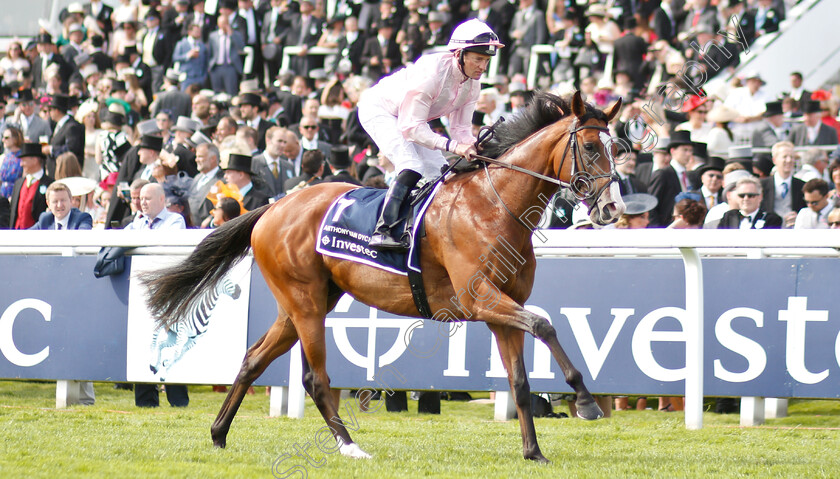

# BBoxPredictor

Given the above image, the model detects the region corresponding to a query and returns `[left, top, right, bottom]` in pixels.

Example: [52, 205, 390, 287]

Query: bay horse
[142, 91, 624, 462]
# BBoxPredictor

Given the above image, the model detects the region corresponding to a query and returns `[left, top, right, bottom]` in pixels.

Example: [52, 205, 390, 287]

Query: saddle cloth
[316, 183, 442, 275]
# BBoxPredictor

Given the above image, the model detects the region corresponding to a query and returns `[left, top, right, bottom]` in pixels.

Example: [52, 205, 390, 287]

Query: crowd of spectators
[0, 0, 834, 233]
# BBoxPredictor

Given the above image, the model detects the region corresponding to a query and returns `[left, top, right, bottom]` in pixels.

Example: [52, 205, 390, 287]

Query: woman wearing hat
[357, 19, 504, 250]
[611, 192, 657, 229]
[705, 104, 738, 157]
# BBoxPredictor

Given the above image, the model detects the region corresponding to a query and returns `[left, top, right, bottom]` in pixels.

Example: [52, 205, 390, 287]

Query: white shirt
[238, 181, 253, 196]
[25, 169, 45, 187]
[739, 209, 759, 229]
[54, 214, 70, 230]
[794, 202, 832, 229]
[125, 207, 186, 230]
[670, 160, 688, 191]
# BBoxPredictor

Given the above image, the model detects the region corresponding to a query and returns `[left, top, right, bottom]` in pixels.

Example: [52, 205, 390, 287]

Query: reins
[472, 118, 617, 232]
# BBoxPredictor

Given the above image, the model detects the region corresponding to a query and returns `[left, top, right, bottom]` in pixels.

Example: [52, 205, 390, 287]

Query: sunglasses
[737, 192, 760, 199]
[829, 221, 840, 227]
[301, 125, 318, 130]
[806, 199, 825, 206]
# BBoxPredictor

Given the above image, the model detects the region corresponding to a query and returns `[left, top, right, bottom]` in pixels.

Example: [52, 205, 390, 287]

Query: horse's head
[560, 91, 625, 225]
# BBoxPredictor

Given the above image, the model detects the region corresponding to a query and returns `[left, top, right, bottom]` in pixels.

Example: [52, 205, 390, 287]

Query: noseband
[473, 117, 619, 231]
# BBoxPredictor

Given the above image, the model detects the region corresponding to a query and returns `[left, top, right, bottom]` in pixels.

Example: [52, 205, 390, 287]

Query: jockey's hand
[453, 143, 477, 160]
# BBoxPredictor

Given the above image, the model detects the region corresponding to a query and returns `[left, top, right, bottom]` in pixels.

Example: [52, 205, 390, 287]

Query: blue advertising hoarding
[0, 255, 838, 398]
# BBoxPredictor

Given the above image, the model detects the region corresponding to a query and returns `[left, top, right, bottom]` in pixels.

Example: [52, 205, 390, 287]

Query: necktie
[708, 195, 715, 208]
[623, 178, 634, 194]
[25, 175, 34, 187]
[271, 161, 279, 179]
[692, 11, 701, 27]
[680, 171, 687, 190]
[57, 223, 63, 230]
[148, 217, 161, 229]
[781, 182, 789, 199]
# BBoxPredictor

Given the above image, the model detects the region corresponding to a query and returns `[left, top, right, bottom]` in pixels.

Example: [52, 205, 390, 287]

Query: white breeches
[358, 105, 447, 179]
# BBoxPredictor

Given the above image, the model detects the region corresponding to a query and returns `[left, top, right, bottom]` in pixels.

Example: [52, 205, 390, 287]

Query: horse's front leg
[465, 289, 602, 421]
[487, 324, 548, 462]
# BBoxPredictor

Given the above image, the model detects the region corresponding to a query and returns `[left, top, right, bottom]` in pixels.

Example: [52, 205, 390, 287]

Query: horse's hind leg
[488, 325, 548, 462]
[295, 318, 371, 459]
[211, 314, 299, 448]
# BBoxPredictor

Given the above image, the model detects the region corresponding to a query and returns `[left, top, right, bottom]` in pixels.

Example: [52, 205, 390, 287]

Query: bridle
[473, 117, 619, 231]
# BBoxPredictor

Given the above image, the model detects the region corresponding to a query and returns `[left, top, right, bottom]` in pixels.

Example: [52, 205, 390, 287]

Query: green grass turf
[0, 381, 838, 478]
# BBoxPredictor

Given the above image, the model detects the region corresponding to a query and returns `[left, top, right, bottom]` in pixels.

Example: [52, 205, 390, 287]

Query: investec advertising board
[1, 256, 839, 398]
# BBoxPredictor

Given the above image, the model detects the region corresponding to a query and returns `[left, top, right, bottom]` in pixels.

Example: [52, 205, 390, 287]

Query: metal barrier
[1, 229, 838, 429]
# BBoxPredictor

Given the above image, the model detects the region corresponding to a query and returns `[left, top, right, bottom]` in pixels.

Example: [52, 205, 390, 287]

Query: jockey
[358, 19, 504, 250]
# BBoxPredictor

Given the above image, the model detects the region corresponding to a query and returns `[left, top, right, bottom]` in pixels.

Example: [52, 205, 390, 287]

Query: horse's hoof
[526, 453, 550, 463]
[213, 439, 226, 449]
[339, 442, 372, 459]
[575, 400, 604, 420]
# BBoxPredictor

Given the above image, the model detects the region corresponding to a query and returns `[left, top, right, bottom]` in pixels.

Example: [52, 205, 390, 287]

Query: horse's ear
[604, 98, 622, 123]
[572, 91, 586, 119]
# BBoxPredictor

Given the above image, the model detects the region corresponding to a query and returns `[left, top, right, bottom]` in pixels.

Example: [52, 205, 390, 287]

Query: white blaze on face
[598, 131, 615, 167]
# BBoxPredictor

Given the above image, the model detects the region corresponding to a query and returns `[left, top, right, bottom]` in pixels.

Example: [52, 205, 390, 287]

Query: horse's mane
[480, 91, 608, 159]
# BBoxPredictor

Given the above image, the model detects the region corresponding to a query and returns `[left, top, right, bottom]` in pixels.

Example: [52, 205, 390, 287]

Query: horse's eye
[584, 143, 595, 151]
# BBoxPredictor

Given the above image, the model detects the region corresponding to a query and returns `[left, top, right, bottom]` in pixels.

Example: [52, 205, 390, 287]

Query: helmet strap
[457, 50, 467, 77]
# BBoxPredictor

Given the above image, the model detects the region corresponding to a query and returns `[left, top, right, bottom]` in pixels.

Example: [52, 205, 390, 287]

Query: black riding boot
[369, 170, 422, 250]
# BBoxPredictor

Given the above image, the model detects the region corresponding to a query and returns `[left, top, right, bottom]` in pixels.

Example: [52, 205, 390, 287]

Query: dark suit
[284, 172, 321, 191]
[105, 146, 143, 228]
[787, 123, 839, 146]
[323, 169, 362, 186]
[9, 174, 54, 229]
[31, 53, 74, 91]
[335, 31, 366, 75]
[651, 6, 677, 45]
[760, 176, 806, 217]
[152, 88, 193, 120]
[748, 6, 782, 36]
[231, 7, 263, 83]
[612, 33, 648, 90]
[48, 116, 85, 175]
[187, 168, 225, 225]
[361, 35, 403, 80]
[717, 208, 782, 229]
[751, 121, 786, 148]
[89, 50, 114, 73]
[634, 162, 654, 189]
[0, 196, 9, 229]
[617, 174, 647, 196]
[272, 91, 303, 128]
[647, 166, 683, 227]
[253, 154, 294, 196]
[84, 1, 115, 36]
[285, 13, 324, 75]
[242, 184, 271, 210]
[261, 7, 292, 79]
[29, 208, 93, 230]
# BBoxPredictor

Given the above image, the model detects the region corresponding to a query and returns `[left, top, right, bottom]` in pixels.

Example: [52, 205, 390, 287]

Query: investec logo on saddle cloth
[316, 185, 441, 275]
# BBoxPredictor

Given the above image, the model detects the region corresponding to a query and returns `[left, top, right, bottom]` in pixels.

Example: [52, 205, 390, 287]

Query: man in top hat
[9, 143, 55, 229]
[727, 145, 754, 171]
[7, 89, 52, 143]
[787, 100, 839, 146]
[29, 181, 93, 230]
[252, 126, 295, 196]
[648, 131, 693, 226]
[238, 92, 271, 151]
[692, 156, 726, 210]
[173, 22, 210, 91]
[32, 33, 74, 91]
[361, 18, 402, 81]
[152, 68, 193, 120]
[84, 0, 115, 37]
[322, 146, 362, 186]
[43, 95, 84, 177]
[105, 134, 165, 228]
[751, 101, 787, 148]
[224, 153, 270, 209]
[164, 116, 202, 177]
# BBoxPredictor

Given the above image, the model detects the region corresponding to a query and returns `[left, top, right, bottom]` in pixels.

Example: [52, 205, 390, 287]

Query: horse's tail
[141, 204, 272, 329]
